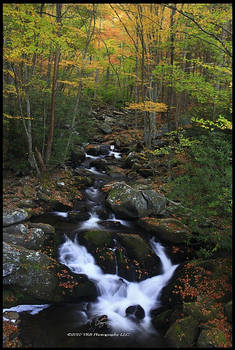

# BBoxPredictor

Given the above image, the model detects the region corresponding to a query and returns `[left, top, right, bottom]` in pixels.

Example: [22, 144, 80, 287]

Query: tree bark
[45, 3, 62, 166]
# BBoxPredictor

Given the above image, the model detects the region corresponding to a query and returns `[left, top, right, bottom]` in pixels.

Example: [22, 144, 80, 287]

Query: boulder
[3, 209, 29, 227]
[116, 233, 161, 279]
[196, 327, 229, 348]
[105, 182, 167, 219]
[126, 305, 145, 320]
[100, 145, 111, 155]
[28, 222, 55, 235]
[3, 242, 97, 306]
[183, 301, 220, 323]
[67, 211, 90, 222]
[70, 146, 86, 164]
[78, 230, 116, 274]
[37, 192, 73, 212]
[152, 309, 172, 331]
[105, 182, 148, 219]
[90, 158, 108, 171]
[164, 315, 199, 348]
[3, 224, 28, 235]
[84, 144, 100, 156]
[18, 199, 36, 208]
[138, 217, 191, 244]
[140, 190, 167, 216]
[3, 227, 46, 250]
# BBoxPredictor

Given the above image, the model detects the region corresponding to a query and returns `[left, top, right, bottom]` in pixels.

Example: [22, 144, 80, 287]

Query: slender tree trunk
[63, 5, 96, 161]
[45, 48, 61, 165]
[167, 7, 176, 181]
[45, 3, 62, 166]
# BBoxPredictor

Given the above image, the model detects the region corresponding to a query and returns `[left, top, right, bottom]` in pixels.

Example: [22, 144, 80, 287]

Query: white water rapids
[59, 235, 178, 335]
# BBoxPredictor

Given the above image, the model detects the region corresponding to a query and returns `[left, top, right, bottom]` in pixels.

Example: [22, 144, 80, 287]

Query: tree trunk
[45, 3, 62, 166]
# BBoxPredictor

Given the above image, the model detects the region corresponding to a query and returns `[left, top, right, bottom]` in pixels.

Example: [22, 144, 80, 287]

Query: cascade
[5, 143, 180, 347]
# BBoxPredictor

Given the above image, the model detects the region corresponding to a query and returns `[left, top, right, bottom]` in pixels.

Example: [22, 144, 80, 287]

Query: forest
[3, 3, 232, 348]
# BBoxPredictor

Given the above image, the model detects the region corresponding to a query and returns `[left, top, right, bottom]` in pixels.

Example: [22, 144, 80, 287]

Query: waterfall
[58, 234, 178, 334]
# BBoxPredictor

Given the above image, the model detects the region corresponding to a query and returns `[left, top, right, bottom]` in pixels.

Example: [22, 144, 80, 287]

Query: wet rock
[78, 230, 116, 274]
[3, 311, 20, 324]
[100, 145, 111, 155]
[67, 211, 90, 222]
[73, 175, 94, 188]
[138, 217, 191, 244]
[126, 305, 145, 320]
[90, 158, 108, 171]
[84, 144, 100, 156]
[73, 167, 96, 177]
[116, 233, 161, 279]
[3, 209, 29, 227]
[99, 220, 124, 229]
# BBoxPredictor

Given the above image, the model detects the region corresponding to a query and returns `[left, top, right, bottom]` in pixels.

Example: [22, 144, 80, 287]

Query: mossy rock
[78, 230, 116, 274]
[196, 327, 229, 348]
[152, 309, 173, 331]
[183, 301, 220, 323]
[116, 233, 161, 279]
[3, 241, 97, 305]
[138, 217, 191, 244]
[106, 182, 148, 218]
[165, 315, 199, 348]
[79, 230, 113, 248]
[73, 175, 94, 188]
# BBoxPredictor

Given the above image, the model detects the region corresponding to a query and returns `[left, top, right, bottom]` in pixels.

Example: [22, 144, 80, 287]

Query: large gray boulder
[105, 182, 166, 219]
[3, 227, 46, 250]
[3, 242, 97, 306]
[3, 209, 29, 227]
[106, 182, 147, 218]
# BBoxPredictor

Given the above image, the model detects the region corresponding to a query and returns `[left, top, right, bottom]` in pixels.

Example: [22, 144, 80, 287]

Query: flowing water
[59, 235, 178, 335]
[6, 144, 181, 347]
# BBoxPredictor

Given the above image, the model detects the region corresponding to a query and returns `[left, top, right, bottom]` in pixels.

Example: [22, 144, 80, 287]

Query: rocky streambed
[3, 110, 232, 348]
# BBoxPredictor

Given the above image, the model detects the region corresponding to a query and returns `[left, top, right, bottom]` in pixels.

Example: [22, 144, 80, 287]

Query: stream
[5, 144, 180, 348]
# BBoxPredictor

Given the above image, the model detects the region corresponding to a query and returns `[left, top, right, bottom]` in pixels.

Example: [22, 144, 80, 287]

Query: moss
[197, 327, 229, 348]
[165, 315, 199, 348]
[116, 233, 152, 261]
[83, 230, 113, 248]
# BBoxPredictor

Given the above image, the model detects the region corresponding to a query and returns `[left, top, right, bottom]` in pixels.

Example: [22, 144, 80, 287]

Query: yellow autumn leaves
[125, 101, 168, 113]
